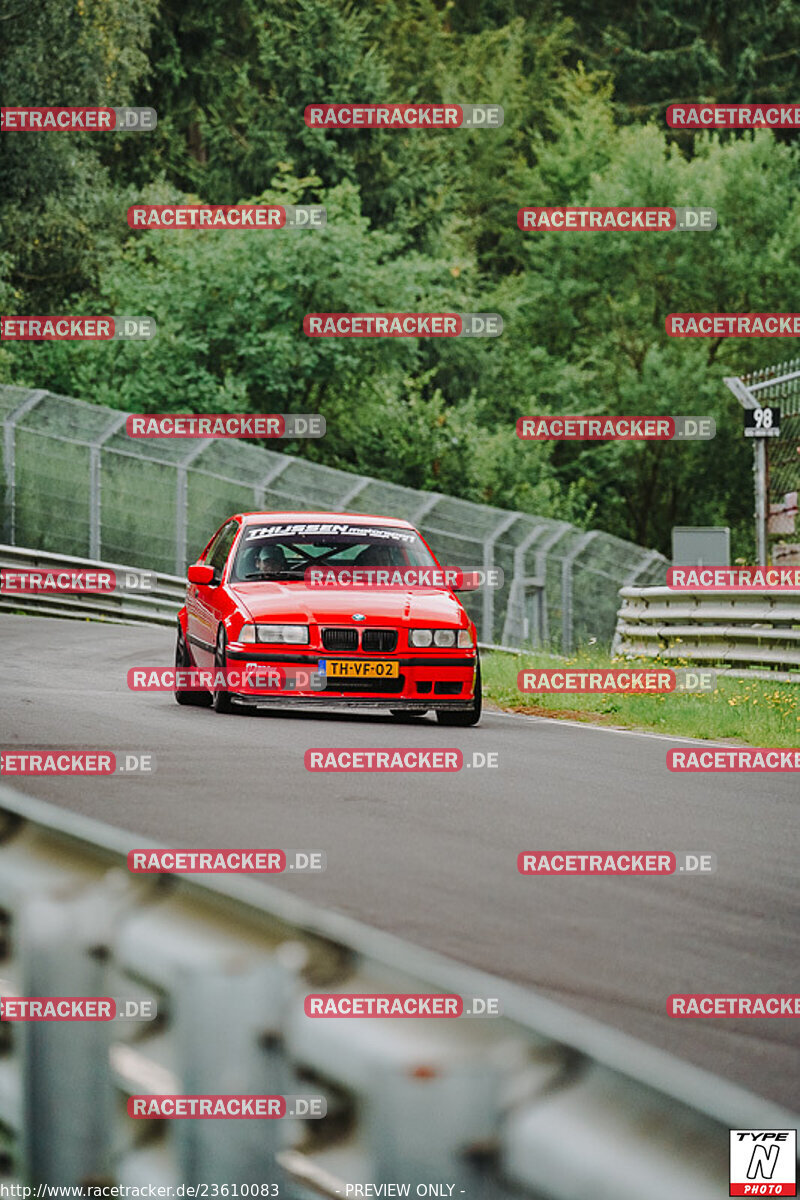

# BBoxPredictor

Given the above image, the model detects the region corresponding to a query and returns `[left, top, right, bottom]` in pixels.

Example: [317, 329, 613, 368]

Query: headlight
[410, 628, 462, 648]
[239, 623, 257, 643]
[457, 629, 474, 648]
[256, 624, 309, 644]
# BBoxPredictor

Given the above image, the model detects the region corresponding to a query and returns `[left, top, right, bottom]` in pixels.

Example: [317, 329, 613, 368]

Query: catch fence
[0, 386, 668, 651]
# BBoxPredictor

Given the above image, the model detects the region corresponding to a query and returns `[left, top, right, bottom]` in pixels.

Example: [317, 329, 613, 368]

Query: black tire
[212, 626, 234, 714]
[436, 659, 482, 726]
[174, 624, 212, 707]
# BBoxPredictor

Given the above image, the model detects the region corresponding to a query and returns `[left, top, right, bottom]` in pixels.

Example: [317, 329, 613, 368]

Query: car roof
[237, 511, 416, 529]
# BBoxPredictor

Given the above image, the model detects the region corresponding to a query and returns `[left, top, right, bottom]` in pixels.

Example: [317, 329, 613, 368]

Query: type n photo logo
[730, 1130, 797, 1195]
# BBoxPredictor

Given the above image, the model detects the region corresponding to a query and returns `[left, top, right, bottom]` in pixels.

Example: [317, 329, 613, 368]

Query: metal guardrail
[5, 546, 798, 685]
[613, 586, 800, 680]
[0, 543, 183, 626]
[0, 786, 795, 1194]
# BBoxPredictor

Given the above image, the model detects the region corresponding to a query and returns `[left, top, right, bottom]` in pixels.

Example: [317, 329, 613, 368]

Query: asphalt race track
[2, 615, 798, 1110]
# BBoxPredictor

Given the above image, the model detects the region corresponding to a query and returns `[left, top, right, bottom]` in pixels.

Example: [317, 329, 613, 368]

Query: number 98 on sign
[744, 406, 781, 437]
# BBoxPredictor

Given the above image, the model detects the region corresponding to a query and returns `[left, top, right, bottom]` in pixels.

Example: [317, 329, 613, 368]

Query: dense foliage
[2, 0, 798, 554]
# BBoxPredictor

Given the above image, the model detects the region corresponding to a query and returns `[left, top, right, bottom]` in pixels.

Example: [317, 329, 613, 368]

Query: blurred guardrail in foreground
[614, 586, 800, 681]
[0, 787, 796, 1196]
[0, 384, 669, 650]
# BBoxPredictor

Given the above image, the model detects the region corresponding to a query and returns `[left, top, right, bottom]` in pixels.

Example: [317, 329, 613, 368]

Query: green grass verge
[482, 649, 799, 747]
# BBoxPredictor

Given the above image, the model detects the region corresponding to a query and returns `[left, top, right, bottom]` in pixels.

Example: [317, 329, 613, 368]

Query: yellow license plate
[322, 659, 399, 679]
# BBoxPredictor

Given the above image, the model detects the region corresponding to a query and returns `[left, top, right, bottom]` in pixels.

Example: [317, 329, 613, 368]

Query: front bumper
[224, 647, 477, 706]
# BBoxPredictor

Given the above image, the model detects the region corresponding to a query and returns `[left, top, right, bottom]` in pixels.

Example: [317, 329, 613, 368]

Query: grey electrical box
[672, 526, 730, 567]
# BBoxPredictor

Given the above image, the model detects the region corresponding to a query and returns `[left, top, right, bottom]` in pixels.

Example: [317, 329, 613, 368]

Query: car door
[187, 519, 239, 667]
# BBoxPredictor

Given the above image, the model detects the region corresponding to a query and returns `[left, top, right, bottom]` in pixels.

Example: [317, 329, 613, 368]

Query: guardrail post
[368, 1056, 507, 1191]
[171, 962, 295, 1183]
[19, 871, 135, 1183]
[2, 390, 47, 545]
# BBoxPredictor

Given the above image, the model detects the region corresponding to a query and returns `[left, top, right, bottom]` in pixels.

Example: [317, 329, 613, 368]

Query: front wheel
[436, 659, 482, 727]
[174, 624, 212, 707]
[212, 626, 234, 714]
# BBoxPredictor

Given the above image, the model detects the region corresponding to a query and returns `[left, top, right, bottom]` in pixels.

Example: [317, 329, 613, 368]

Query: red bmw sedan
[175, 511, 481, 725]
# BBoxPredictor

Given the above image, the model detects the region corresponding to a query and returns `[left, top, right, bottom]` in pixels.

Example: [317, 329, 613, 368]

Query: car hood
[229, 582, 467, 626]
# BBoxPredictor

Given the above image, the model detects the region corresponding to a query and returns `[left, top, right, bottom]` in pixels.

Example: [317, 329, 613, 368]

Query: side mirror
[187, 562, 215, 585]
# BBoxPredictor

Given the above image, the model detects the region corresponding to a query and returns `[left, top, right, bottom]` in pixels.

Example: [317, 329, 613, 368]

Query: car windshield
[230, 521, 437, 582]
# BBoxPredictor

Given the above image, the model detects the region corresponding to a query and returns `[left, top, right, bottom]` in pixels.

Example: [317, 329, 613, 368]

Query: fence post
[501, 522, 546, 646]
[337, 476, 370, 509]
[90, 413, 128, 560]
[483, 513, 518, 643]
[175, 440, 214, 574]
[532, 522, 573, 647]
[254, 458, 295, 509]
[561, 532, 599, 655]
[2, 390, 47, 545]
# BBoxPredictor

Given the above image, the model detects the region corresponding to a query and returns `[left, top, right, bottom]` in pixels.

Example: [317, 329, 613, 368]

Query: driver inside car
[254, 544, 288, 576]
